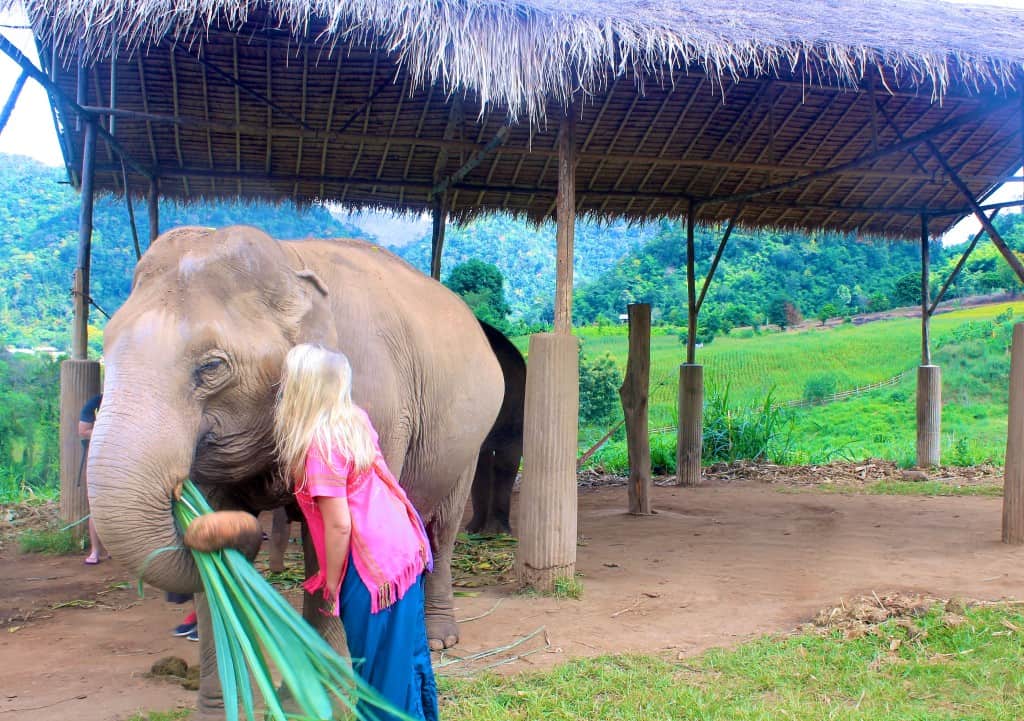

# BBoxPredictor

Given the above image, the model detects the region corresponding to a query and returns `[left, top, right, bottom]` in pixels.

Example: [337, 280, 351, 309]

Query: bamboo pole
[516, 109, 579, 592]
[619, 303, 652, 515]
[430, 194, 447, 281]
[147, 178, 160, 244]
[685, 202, 697, 364]
[1003, 324, 1024, 544]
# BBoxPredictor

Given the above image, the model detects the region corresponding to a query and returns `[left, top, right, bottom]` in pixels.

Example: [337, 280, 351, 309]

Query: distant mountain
[0, 153, 368, 349]
[395, 214, 658, 323]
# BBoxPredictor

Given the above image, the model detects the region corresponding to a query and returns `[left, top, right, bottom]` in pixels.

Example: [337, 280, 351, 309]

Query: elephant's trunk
[87, 385, 203, 594]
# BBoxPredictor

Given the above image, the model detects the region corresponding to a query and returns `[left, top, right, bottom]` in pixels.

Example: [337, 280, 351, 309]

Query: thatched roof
[8, 0, 1024, 238]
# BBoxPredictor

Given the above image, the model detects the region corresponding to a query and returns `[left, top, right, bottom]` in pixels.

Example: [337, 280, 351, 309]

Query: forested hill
[2, 151, 1022, 350]
[573, 215, 1024, 328]
[395, 215, 659, 322]
[0, 153, 367, 348]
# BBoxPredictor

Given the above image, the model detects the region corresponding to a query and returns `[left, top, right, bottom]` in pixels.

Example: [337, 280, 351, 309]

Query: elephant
[87, 225, 503, 718]
[466, 321, 526, 536]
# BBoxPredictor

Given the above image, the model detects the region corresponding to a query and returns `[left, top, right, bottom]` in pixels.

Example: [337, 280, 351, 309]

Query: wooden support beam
[147, 178, 159, 245]
[677, 363, 704, 487]
[0, 34, 152, 180]
[924, 138, 1024, 283]
[430, 194, 447, 281]
[554, 111, 576, 335]
[706, 98, 1012, 207]
[73, 121, 97, 360]
[0, 69, 27, 136]
[921, 215, 932, 365]
[930, 209, 1000, 315]
[122, 160, 141, 260]
[685, 202, 698, 364]
[619, 303, 653, 515]
[431, 126, 510, 198]
[696, 210, 740, 315]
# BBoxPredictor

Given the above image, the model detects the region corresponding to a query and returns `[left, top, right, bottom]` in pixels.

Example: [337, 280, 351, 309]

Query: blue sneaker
[173, 620, 198, 637]
[186, 626, 199, 642]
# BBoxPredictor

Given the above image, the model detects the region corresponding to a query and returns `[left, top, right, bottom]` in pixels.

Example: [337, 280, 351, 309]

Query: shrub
[579, 352, 622, 426]
[19, 527, 79, 554]
[803, 373, 838, 404]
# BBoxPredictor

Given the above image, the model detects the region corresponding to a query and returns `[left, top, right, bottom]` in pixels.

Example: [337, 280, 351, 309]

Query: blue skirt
[340, 565, 439, 721]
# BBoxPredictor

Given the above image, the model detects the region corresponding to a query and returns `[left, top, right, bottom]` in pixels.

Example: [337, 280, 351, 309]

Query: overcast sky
[0, 1, 1020, 244]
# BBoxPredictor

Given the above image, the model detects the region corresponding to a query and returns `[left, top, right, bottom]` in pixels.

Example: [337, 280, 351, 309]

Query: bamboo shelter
[3, 0, 1024, 591]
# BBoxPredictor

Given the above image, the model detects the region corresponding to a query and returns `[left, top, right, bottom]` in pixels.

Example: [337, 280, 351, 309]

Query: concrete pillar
[59, 359, 101, 539]
[1003, 324, 1024, 544]
[515, 333, 579, 590]
[916, 365, 941, 467]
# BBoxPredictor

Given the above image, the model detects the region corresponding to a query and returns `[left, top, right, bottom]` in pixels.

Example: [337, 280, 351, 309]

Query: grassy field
[130, 602, 1024, 721]
[536, 301, 1024, 469]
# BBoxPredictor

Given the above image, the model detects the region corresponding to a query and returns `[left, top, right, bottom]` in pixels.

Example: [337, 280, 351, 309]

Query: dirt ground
[2, 465, 1023, 720]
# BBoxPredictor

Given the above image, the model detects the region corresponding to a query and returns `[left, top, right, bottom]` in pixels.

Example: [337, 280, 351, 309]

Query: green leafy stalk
[173, 480, 411, 721]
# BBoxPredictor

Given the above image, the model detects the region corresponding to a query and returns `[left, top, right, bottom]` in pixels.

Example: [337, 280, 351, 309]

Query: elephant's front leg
[425, 461, 477, 650]
[193, 593, 225, 721]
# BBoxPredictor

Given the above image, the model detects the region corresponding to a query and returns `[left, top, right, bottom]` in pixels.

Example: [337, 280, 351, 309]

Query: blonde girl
[275, 344, 437, 721]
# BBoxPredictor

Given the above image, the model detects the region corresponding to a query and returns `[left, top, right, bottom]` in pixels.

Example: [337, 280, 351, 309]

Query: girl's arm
[317, 495, 352, 603]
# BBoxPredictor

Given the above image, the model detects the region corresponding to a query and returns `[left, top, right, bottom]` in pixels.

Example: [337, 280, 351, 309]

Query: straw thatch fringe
[8, 0, 1024, 122]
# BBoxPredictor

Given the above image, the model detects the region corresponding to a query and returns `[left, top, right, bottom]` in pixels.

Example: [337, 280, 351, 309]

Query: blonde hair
[274, 344, 377, 489]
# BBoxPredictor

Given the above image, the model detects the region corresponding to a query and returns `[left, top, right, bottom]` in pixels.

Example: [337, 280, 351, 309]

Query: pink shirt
[295, 409, 432, 615]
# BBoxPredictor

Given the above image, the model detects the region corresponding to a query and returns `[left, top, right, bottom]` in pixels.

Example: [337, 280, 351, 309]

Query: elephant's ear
[284, 267, 337, 347]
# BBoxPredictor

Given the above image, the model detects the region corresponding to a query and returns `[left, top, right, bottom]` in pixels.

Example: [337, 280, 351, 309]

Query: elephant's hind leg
[424, 458, 477, 650]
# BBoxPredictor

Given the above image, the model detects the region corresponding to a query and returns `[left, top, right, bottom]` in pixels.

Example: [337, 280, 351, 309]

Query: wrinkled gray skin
[467, 321, 526, 536]
[87, 226, 503, 719]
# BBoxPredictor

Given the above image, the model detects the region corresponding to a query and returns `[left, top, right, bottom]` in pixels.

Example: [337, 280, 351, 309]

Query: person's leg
[84, 517, 107, 564]
[340, 568, 430, 721]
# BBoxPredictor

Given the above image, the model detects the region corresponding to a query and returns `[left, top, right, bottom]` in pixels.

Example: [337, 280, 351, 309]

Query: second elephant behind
[467, 321, 526, 536]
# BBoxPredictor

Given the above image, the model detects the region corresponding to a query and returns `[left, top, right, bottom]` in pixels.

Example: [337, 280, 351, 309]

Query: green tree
[578, 351, 621, 426]
[892, 272, 922, 307]
[444, 259, 512, 329]
[817, 302, 838, 325]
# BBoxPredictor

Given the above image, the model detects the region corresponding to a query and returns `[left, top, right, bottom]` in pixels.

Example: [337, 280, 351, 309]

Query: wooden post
[1003, 323, 1024, 544]
[72, 121, 97, 359]
[516, 110, 578, 592]
[553, 112, 576, 335]
[917, 215, 941, 467]
[430, 195, 447, 281]
[147, 178, 160, 244]
[59, 359, 100, 539]
[619, 303, 652, 514]
[677, 202, 704, 486]
[685, 202, 697, 364]
[677, 363, 704, 486]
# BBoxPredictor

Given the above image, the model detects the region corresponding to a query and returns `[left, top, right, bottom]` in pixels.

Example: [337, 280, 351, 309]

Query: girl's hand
[321, 583, 341, 616]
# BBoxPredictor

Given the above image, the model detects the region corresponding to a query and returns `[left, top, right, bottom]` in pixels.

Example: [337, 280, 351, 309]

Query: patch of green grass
[865, 480, 1003, 497]
[566, 302, 1024, 470]
[551, 575, 583, 600]
[124, 711, 190, 721]
[18, 526, 79, 554]
[440, 605, 1024, 720]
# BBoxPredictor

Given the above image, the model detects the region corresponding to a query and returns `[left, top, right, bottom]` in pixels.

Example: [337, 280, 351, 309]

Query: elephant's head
[88, 226, 334, 593]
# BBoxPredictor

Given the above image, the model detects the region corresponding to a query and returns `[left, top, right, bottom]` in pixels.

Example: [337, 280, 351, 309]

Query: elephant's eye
[194, 357, 229, 388]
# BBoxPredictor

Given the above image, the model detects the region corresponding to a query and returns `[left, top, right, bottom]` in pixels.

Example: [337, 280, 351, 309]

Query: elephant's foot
[466, 515, 512, 536]
[426, 611, 459, 651]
